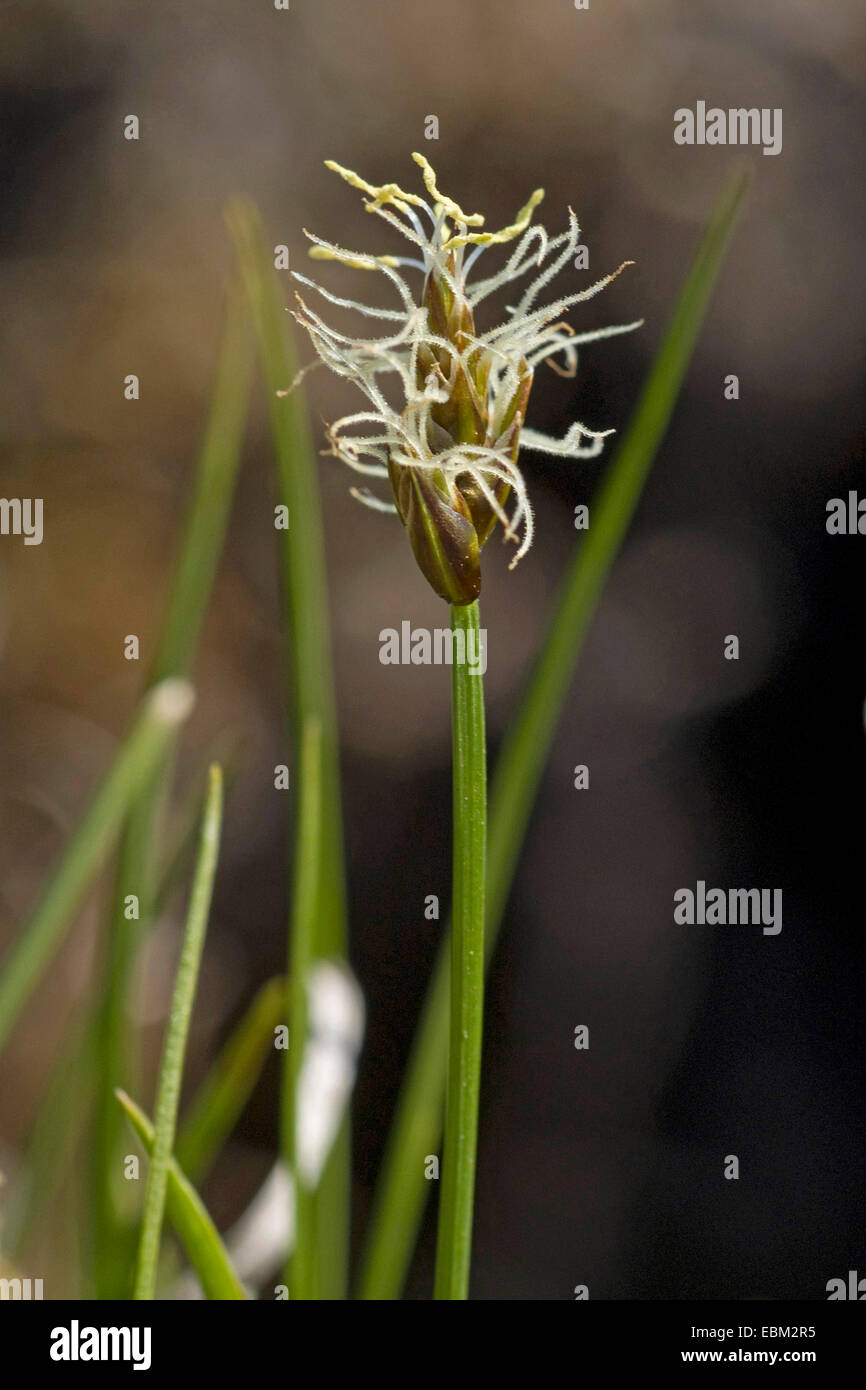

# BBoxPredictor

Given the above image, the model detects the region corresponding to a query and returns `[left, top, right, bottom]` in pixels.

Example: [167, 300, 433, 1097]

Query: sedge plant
[289, 153, 643, 1298]
[358, 163, 749, 1299]
[0, 154, 745, 1302]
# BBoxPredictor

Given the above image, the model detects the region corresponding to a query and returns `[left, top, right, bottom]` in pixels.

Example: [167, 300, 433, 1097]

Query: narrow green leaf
[358, 165, 750, 1300]
[117, 1089, 245, 1301]
[0, 677, 195, 1057]
[152, 736, 243, 921]
[9, 740, 244, 1272]
[90, 286, 253, 1296]
[176, 975, 286, 1185]
[227, 197, 350, 1299]
[133, 764, 223, 1300]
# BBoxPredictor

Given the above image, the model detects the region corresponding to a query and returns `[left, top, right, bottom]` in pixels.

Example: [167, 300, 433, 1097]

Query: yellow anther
[411, 152, 485, 227]
[447, 187, 546, 249]
[324, 159, 426, 215]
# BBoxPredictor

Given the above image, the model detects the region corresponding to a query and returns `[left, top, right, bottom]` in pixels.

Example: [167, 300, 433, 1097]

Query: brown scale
[387, 253, 534, 604]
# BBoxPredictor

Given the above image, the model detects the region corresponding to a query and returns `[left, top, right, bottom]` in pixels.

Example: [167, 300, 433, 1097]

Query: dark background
[0, 0, 864, 1298]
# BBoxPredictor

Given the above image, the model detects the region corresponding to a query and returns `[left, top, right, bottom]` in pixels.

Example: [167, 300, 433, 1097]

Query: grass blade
[133, 764, 223, 1300]
[9, 743, 244, 1276]
[152, 736, 243, 920]
[117, 1090, 245, 1301]
[0, 677, 195, 1056]
[358, 165, 750, 1300]
[90, 287, 253, 1295]
[433, 601, 487, 1300]
[225, 200, 346, 955]
[227, 197, 350, 1298]
[176, 975, 287, 1185]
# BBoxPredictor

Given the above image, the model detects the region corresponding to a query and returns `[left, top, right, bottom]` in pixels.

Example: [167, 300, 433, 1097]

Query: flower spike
[291, 154, 641, 603]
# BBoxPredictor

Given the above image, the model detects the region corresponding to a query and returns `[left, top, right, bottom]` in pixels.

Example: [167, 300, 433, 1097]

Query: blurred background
[0, 0, 864, 1298]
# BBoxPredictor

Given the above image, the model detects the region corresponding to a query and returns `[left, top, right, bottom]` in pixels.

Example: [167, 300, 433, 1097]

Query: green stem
[434, 601, 487, 1300]
[133, 765, 223, 1300]
[283, 719, 323, 1299]
[228, 200, 350, 1298]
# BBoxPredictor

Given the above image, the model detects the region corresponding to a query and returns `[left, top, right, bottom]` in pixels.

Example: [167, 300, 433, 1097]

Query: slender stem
[282, 719, 323, 1299]
[434, 600, 487, 1300]
[133, 764, 223, 1300]
[228, 200, 350, 1298]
